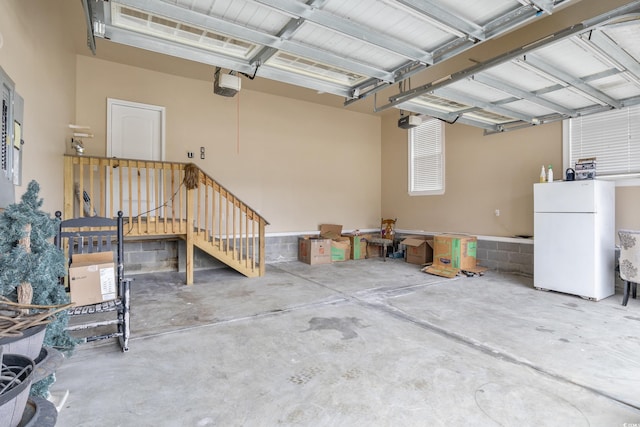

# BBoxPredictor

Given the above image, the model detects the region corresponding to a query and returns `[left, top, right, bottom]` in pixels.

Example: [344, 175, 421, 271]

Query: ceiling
[82, 0, 640, 133]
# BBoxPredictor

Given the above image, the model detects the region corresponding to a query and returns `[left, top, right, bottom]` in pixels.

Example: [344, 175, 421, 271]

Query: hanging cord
[237, 90, 241, 155]
[437, 115, 460, 125]
[123, 166, 198, 236]
[124, 182, 184, 236]
[238, 64, 260, 80]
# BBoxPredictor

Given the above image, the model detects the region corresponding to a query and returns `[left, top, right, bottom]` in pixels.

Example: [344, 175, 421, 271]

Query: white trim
[394, 229, 534, 244]
[613, 177, 640, 187]
[475, 234, 534, 244]
[562, 120, 570, 172]
[267, 228, 380, 238]
[269, 228, 534, 244]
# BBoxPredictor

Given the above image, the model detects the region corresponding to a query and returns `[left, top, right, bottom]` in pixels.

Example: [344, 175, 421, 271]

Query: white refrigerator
[533, 180, 615, 300]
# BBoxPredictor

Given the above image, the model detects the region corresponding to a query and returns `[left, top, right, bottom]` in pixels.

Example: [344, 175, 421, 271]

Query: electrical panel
[0, 66, 23, 209]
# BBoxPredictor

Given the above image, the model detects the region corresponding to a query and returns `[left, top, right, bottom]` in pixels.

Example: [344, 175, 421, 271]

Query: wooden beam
[63, 156, 74, 219]
[186, 186, 194, 285]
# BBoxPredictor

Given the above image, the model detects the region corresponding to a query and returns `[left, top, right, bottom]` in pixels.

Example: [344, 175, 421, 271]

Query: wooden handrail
[63, 155, 269, 281]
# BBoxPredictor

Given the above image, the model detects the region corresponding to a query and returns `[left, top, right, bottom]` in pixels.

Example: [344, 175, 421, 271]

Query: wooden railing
[63, 155, 269, 283]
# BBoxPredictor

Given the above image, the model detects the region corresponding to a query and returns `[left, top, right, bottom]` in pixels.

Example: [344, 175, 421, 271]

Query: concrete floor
[51, 259, 640, 426]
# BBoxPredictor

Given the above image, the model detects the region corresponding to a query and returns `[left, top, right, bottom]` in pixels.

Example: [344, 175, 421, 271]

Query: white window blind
[567, 105, 640, 176]
[408, 117, 444, 195]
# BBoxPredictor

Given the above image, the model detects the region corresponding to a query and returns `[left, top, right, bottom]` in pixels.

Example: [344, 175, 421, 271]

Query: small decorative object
[184, 163, 200, 190]
[565, 168, 575, 181]
[575, 157, 596, 180]
[68, 124, 93, 156]
[70, 138, 84, 155]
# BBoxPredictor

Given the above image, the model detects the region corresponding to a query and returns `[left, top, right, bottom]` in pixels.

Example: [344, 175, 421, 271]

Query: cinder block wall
[265, 235, 300, 263]
[122, 234, 536, 277]
[476, 239, 534, 276]
[123, 239, 178, 274]
[123, 235, 302, 275]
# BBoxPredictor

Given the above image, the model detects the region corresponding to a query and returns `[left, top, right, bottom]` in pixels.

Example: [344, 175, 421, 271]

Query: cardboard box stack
[320, 224, 351, 262]
[298, 225, 371, 264]
[68, 251, 117, 306]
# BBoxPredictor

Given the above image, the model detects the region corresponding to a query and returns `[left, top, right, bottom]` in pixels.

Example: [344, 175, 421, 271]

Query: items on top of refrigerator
[575, 157, 596, 180]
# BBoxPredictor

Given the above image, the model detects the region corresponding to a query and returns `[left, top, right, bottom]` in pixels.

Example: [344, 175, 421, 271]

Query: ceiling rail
[371, 2, 640, 113]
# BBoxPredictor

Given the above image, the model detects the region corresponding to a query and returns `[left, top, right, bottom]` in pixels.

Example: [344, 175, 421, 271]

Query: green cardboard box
[432, 234, 477, 270]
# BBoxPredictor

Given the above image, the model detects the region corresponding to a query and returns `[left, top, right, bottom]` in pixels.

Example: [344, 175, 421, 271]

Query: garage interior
[52, 261, 639, 426]
[1, 0, 640, 425]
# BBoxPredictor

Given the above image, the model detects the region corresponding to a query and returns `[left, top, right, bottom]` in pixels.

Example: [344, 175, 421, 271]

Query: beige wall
[75, 56, 382, 233]
[382, 115, 640, 238]
[0, 0, 76, 214]
[614, 186, 640, 236]
[382, 115, 562, 237]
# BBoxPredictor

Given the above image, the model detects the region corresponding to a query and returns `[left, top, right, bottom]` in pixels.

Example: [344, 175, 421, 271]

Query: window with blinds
[566, 105, 640, 177]
[408, 117, 444, 195]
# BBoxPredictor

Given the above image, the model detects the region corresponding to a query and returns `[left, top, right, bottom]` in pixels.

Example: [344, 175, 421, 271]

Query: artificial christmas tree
[0, 180, 76, 397]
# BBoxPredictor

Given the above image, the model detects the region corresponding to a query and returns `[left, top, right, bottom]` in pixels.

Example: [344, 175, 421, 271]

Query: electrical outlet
[495, 209, 500, 217]
[187, 152, 193, 159]
[200, 147, 205, 159]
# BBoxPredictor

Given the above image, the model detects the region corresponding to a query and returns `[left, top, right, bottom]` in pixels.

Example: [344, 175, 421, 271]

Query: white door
[107, 99, 165, 217]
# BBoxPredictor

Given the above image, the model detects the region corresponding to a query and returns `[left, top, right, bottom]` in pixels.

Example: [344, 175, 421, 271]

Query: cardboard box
[319, 224, 351, 262]
[68, 251, 117, 306]
[422, 264, 460, 278]
[344, 234, 367, 260]
[356, 233, 377, 258]
[319, 224, 343, 240]
[401, 236, 434, 265]
[423, 264, 488, 278]
[298, 237, 332, 265]
[366, 244, 381, 258]
[330, 237, 351, 262]
[432, 234, 477, 270]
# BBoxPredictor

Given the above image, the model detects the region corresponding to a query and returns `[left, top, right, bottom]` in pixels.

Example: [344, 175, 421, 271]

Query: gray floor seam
[354, 296, 640, 414]
[127, 295, 350, 343]
[274, 266, 640, 413]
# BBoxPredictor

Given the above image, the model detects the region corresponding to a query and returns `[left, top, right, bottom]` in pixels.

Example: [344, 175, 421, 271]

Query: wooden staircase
[63, 155, 269, 284]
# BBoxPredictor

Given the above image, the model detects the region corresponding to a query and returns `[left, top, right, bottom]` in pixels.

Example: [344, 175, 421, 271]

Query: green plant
[0, 180, 77, 396]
